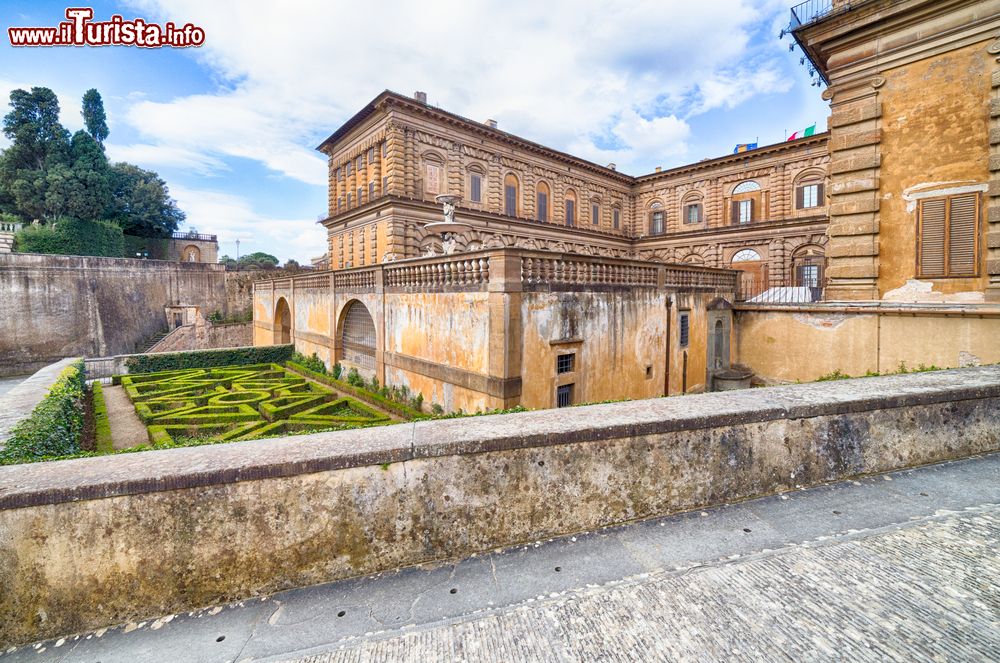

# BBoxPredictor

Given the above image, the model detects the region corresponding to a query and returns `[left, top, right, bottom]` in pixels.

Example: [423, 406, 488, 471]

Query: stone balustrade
[255, 248, 739, 296]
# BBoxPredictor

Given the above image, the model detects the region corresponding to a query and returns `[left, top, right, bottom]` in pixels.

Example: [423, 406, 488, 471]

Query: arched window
[422, 153, 444, 196]
[504, 173, 520, 217]
[681, 253, 705, 265]
[339, 300, 376, 370]
[792, 244, 825, 288]
[274, 297, 291, 344]
[648, 201, 665, 236]
[794, 171, 825, 210]
[731, 180, 761, 225]
[732, 181, 761, 195]
[613, 206, 621, 230]
[591, 198, 601, 226]
[731, 249, 762, 263]
[681, 193, 703, 225]
[565, 188, 577, 227]
[536, 181, 550, 221]
[467, 166, 485, 204]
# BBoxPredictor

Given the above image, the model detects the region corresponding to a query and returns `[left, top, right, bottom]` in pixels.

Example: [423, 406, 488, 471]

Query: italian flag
[787, 123, 817, 141]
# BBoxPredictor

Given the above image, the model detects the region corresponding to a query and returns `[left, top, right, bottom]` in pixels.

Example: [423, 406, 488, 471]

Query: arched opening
[730, 248, 768, 295]
[564, 188, 577, 227]
[274, 297, 291, 344]
[338, 300, 376, 371]
[713, 319, 725, 369]
[536, 181, 550, 221]
[504, 173, 520, 217]
[792, 244, 826, 297]
[182, 245, 201, 262]
[730, 180, 761, 225]
[681, 194, 703, 225]
[648, 201, 665, 236]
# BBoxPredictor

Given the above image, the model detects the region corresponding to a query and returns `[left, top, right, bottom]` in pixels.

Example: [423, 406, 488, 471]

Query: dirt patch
[80, 387, 96, 452]
[103, 385, 151, 450]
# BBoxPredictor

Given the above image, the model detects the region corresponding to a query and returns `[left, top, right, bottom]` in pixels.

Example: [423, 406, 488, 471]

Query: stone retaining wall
[0, 366, 997, 646]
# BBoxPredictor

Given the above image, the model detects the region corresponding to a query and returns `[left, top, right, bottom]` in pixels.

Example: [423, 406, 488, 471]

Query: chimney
[414, 91, 427, 104]
[607, 162, 616, 171]
[654, 166, 662, 173]
[485, 119, 498, 129]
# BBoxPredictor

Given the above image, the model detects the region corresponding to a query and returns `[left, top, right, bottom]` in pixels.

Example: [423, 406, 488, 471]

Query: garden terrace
[115, 363, 392, 445]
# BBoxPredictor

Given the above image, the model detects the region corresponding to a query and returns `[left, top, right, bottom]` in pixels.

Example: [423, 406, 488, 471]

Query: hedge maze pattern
[117, 363, 390, 444]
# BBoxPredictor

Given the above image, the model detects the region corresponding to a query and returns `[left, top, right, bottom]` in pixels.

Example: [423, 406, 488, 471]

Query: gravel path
[102, 385, 150, 450]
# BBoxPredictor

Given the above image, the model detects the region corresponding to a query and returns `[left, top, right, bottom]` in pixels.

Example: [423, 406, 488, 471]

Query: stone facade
[317, 91, 830, 292]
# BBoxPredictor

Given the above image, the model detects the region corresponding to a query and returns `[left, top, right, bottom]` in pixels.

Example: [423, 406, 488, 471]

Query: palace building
[255, 0, 1000, 413]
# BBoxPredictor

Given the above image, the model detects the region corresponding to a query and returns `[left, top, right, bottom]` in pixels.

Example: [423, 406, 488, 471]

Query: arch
[338, 300, 376, 370]
[536, 180, 551, 222]
[681, 252, 705, 265]
[467, 163, 486, 204]
[181, 245, 201, 262]
[421, 150, 445, 196]
[731, 249, 762, 263]
[793, 168, 826, 210]
[274, 297, 291, 344]
[590, 197, 601, 226]
[792, 168, 825, 187]
[503, 172, 520, 217]
[648, 199, 665, 235]
[564, 188, 577, 227]
[680, 192, 704, 225]
[731, 180, 761, 195]
[792, 243, 826, 288]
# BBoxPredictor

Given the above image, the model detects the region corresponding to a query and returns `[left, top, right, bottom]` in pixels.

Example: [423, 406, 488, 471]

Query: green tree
[42, 131, 111, 220]
[218, 254, 237, 267]
[239, 251, 279, 269]
[106, 163, 184, 237]
[81, 89, 109, 144]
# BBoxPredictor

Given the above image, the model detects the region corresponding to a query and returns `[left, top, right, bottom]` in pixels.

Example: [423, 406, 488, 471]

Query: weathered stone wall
[144, 321, 252, 354]
[0, 366, 997, 647]
[735, 304, 1000, 382]
[0, 254, 231, 376]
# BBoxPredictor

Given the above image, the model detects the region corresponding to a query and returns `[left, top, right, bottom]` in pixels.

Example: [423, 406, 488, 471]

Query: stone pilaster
[987, 44, 1000, 302]
[823, 85, 882, 300]
[385, 122, 405, 197]
[404, 127, 416, 198]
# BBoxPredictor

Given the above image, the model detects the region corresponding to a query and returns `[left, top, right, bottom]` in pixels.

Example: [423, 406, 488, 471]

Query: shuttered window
[918, 193, 979, 278]
[470, 174, 482, 202]
[592, 203, 600, 225]
[796, 183, 824, 209]
[732, 199, 753, 224]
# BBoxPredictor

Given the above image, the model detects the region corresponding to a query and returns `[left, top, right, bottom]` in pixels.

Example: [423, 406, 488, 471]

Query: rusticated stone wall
[0, 365, 997, 647]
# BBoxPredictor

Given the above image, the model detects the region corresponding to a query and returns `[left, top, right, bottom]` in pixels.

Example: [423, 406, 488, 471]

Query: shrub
[0, 360, 86, 464]
[14, 217, 125, 258]
[122, 345, 294, 375]
[91, 381, 114, 453]
[332, 363, 343, 380]
[291, 351, 327, 375]
[346, 367, 364, 387]
[410, 393, 423, 412]
[431, 403, 444, 415]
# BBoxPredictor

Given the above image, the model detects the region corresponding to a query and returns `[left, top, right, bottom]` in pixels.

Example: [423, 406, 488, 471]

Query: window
[336, 167, 342, 181]
[592, 203, 600, 225]
[345, 162, 352, 177]
[736, 199, 753, 224]
[557, 384, 574, 408]
[798, 264, 820, 288]
[650, 211, 664, 235]
[346, 192, 352, 207]
[470, 173, 482, 202]
[613, 208, 620, 229]
[504, 174, 519, 216]
[679, 312, 690, 347]
[424, 163, 442, 194]
[797, 182, 823, 209]
[556, 353, 575, 374]
[337, 197, 343, 212]
[732, 180, 761, 195]
[684, 203, 702, 224]
[357, 187, 363, 203]
[369, 181, 375, 199]
[918, 193, 979, 277]
[731, 249, 762, 263]
[565, 190, 577, 227]
[382, 142, 387, 158]
[368, 147, 375, 163]
[357, 155, 364, 171]
[536, 182, 550, 221]
[383, 175, 389, 193]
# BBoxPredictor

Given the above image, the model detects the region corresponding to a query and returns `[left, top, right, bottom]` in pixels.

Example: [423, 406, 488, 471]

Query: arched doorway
[274, 297, 291, 344]
[339, 300, 376, 370]
[730, 248, 768, 297]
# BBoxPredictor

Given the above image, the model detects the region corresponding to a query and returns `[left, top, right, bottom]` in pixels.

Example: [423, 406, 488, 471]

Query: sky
[0, 0, 829, 263]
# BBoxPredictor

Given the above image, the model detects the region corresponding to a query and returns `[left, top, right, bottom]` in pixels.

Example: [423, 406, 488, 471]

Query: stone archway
[337, 300, 376, 371]
[274, 297, 291, 344]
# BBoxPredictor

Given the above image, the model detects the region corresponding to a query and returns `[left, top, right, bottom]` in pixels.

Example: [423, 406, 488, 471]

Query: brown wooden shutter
[948, 193, 978, 276]
[919, 198, 946, 277]
[795, 186, 804, 210]
[816, 183, 825, 206]
[731, 200, 739, 225]
[697, 204, 704, 223]
[748, 199, 755, 222]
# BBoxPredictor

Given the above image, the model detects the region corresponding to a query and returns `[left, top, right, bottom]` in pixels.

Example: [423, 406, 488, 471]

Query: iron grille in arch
[342, 301, 376, 369]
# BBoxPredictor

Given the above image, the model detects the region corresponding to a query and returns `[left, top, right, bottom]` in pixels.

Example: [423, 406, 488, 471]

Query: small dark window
[357, 155, 364, 170]
[613, 208, 620, 229]
[592, 203, 600, 225]
[565, 199, 575, 227]
[557, 384, 574, 408]
[368, 181, 375, 199]
[357, 187, 363, 203]
[382, 142, 387, 158]
[337, 197, 343, 212]
[505, 185, 517, 216]
[537, 192, 548, 221]
[556, 353, 575, 374]
[684, 204, 702, 224]
[368, 147, 375, 163]
[471, 173, 482, 202]
[645, 365, 652, 379]
[345, 162, 352, 177]
[346, 193, 352, 207]
[650, 211, 664, 235]
[336, 167, 342, 181]
[679, 312, 690, 347]
[383, 175, 389, 193]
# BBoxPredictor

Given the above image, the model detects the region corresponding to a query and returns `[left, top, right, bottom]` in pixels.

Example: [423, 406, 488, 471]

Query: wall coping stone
[1, 365, 998, 511]
[0, 358, 80, 446]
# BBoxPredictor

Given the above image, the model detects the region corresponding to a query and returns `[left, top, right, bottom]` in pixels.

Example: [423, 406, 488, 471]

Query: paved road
[5, 453, 999, 663]
[101, 385, 150, 449]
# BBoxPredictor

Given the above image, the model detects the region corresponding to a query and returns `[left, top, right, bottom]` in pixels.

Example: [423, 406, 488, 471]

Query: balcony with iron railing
[789, 0, 861, 30]
[171, 231, 217, 242]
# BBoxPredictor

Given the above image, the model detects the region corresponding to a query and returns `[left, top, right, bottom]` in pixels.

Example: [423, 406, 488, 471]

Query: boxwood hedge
[122, 345, 294, 375]
[284, 361, 427, 420]
[0, 360, 86, 464]
[91, 381, 114, 453]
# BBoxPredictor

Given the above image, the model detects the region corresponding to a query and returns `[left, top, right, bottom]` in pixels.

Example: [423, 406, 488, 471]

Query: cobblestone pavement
[286, 505, 1000, 662]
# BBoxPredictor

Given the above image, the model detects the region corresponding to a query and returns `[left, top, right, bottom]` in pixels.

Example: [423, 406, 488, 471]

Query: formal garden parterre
[116, 363, 393, 444]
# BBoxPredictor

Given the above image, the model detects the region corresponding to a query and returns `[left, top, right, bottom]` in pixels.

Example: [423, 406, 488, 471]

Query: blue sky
[0, 0, 829, 262]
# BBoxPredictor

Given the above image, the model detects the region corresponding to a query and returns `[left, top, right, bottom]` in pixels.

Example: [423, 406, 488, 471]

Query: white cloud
[105, 142, 227, 175]
[119, 0, 795, 176]
[169, 185, 325, 262]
